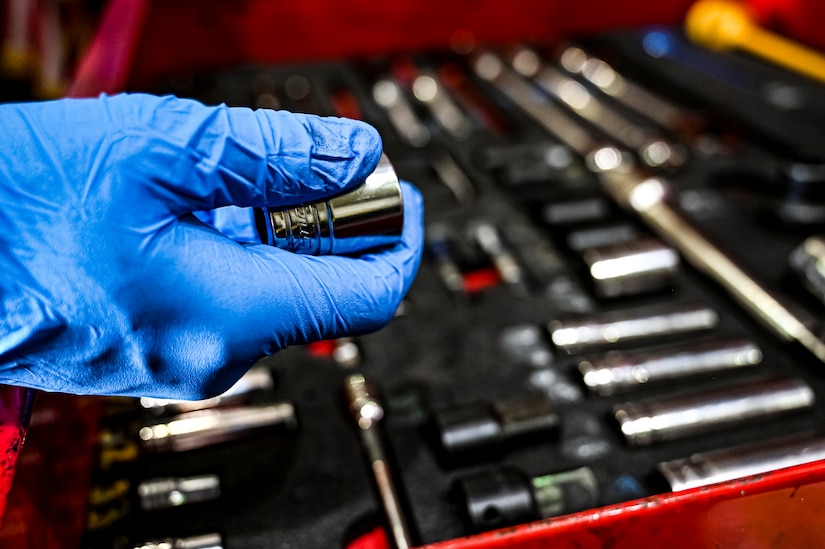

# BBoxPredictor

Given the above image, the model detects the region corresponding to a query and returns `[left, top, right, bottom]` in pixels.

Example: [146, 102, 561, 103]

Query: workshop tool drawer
[7, 1, 825, 547]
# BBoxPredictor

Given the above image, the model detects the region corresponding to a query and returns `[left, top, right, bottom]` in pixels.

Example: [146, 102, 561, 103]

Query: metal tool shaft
[373, 78, 431, 147]
[599, 168, 825, 362]
[412, 68, 474, 139]
[344, 374, 413, 549]
[470, 222, 527, 295]
[510, 48, 680, 169]
[474, 51, 825, 364]
[429, 148, 477, 206]
[473, 52, 597, 156]
[557, 45, 689, 132]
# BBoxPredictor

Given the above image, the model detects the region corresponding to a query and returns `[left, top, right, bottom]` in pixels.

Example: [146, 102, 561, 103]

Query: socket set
[82, 26, 825, 549]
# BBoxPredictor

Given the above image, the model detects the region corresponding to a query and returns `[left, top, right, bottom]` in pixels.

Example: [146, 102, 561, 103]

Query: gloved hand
[0, 93, 424, 398]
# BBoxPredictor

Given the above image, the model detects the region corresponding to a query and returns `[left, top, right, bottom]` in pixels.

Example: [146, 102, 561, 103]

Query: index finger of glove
[103, 94, 383, 213]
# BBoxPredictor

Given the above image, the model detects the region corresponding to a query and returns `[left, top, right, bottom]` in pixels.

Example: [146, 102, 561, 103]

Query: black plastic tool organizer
[84, 27, 825, 548]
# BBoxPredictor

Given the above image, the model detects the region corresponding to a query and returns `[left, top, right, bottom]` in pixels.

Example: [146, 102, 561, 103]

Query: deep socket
[614, 376, 815, 446]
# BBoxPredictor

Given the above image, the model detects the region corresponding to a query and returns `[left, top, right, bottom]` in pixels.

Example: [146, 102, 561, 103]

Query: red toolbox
[7, 0, 825, 547]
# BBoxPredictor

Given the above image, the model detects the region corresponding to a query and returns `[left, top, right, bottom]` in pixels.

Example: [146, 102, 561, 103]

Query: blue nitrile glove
[0, 93, 424, 398]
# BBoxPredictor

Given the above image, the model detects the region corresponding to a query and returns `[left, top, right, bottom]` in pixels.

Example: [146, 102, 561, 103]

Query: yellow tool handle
[686, 0, 825, 85]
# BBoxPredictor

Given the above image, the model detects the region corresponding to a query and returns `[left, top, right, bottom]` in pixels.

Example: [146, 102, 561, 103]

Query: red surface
[348, 526, 391, 549]
[306, 339, 338, 358]
[69, 0, 825, 98]
[68, 0, 151, 96]
[748, 0, 825, 51]
[71, 0, 699, 96]
[419, 460, 825, 548]
[462, 268, 502, 295]
[0, 393, 102, 547]
[0, 387, 35, 522]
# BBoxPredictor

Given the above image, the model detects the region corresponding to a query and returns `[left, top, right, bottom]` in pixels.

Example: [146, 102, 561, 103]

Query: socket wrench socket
[614, 376, 815, 446]
[255, 154, 403, 254]
[658, 431, 825, 491]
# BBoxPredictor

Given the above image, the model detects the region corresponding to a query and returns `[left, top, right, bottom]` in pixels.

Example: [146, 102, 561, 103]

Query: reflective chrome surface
[139, 402, 297, 452]
[472, 51, 599, 156]
[598, 169, 825, 363]
[582, 237, 680, 298]
[373, 79, 431, 147]
[558, 45, 688, 131]
[138, 474, 221, 511]
[579, 337, 762, 396]
[344, 374, 413, 549]
[548, 303, 719, 353]
[412, 70, 473, 139]
[470, 222, 527, 296]
[614, 376, 815, 446]
[133, 533, 223, 549]
[473, 47, 825, 365]
[789, 234, 825, 306]
[429, 147, 476, 206]
[509, 47, 683, 169]
[256, 154, 404, 255]
[658, 432, 825, 491]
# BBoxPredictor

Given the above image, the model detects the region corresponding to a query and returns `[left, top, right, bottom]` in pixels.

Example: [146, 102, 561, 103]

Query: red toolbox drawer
[7, 0, 825, 547]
